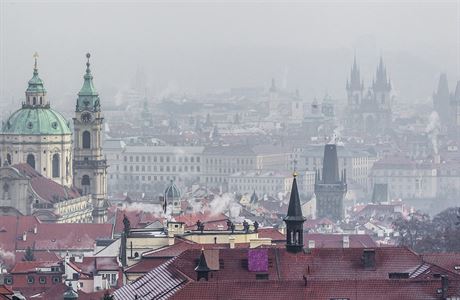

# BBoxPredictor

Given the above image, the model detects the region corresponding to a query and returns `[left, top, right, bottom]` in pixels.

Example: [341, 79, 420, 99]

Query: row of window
[122, 165, 200, 173]
[3, 275, 61, 285]
[124, 155, 200, 163]
[2, 153, 62, 178]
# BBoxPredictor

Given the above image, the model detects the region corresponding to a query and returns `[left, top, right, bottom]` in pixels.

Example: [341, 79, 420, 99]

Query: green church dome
[2, 108, 71, 135]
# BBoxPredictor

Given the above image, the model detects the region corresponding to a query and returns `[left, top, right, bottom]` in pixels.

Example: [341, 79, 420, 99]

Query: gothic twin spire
[347, 54, 391, 92]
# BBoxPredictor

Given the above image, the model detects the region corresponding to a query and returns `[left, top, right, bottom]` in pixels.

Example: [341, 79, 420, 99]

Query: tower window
[82, 131, 91, 149]
[27, 154, 35, 169]
[52, 154, 60, 178]
[33, 97, 36, 105]
[81, 175, 90, 195]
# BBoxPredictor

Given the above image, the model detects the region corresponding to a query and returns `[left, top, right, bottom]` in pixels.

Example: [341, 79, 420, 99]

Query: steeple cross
[33, 52, 39, 69]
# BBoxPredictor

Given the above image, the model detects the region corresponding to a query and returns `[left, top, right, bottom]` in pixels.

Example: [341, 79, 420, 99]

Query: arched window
[27, 154, 35, 169]
[6, 154, 11, 165]
[40, 97, 43, 105]
[33, 97, 36, 105]
[81, 175, 90, 195]
[52, 154, 60, 178]
[82, 131, 91, 149]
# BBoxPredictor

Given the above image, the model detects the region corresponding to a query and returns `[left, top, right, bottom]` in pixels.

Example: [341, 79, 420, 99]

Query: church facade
[0, 54, 107, 223]
[345, 56, 393, 135]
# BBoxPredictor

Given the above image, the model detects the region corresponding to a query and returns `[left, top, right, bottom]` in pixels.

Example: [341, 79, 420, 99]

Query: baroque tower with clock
[73, 53, 108, 223]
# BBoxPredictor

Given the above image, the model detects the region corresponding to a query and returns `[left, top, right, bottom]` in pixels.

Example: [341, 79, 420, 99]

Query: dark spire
[321, 144, 340, 184]
[285, 173, 304, 221]
[373, 56, 391, 92]
[283, 172, 306, 253]
[454, 81, 460, 102]
[195, 249, 210, 281]
[269, 78, 277, 93]
[347, 54, 362, 91]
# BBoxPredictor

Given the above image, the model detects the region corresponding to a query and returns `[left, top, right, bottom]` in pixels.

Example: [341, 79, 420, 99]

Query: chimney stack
[33, 225, 37, 234]
[22, 231, 27, 241]
[441, 275, 449, 300]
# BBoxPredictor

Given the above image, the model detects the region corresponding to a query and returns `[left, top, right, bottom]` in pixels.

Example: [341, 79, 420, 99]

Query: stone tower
[73, 53, 108, 223]
[434, 73, 451, 126]
[283, 172, 306, 253]
[314, 144, 347, 222]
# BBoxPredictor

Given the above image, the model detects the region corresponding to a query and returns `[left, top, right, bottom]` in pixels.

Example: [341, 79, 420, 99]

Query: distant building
[314, 144, 347, 221]
[293, 144, 374, 191]
[104, 140, 204, 194]
[0, 164, 92, 223]
[370, 155, 437, 199]
[228, 170, 293, 196]
[345, 56, 392, 135]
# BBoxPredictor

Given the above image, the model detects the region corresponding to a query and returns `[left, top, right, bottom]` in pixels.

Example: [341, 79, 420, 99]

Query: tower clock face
[81, 112, 93, 123]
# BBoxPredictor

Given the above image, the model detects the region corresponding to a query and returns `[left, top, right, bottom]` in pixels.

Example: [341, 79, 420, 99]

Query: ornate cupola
[283, 172, 306, 253]
[76, 53, 100, 113]
[24, 52, 49, 108]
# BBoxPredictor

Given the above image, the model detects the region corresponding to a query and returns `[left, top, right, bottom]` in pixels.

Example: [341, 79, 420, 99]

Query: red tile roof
[422, 253, 460, 274]
[13, 164, 81, 202]
[0, 216, 113, 253]
[72, 256, 120, 275]
[257, 228, 285, 241]
[170, 279, 460, 300]
[112, 208, 162, 234]
[304, 234, 377, 248]
[174, 212, 229, 230]
[9, 260, 62, 273]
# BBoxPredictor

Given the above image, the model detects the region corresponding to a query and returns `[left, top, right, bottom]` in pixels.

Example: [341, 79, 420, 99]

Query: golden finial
[293, 171, 298, 178]
[33, 52, 39, 69]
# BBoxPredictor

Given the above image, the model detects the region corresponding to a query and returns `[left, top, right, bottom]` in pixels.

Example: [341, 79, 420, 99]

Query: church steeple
[76, 53, 100, 112]
[373, 56, 391, 92]
[73, 53, 108, 224]
[346, 53, 363, 92]
[283, 172, 306, 253]
[24, 52, 49, 108]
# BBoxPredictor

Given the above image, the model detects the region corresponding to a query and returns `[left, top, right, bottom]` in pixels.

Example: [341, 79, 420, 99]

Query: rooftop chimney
[441, 275, 449, 300]
[362, 249, 376, 270]
[22, 231, 27, 241]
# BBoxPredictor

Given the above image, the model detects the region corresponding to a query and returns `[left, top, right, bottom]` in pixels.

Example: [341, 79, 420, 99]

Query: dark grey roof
[113, 258, 187, 300]
[322, 144, 340, 184]
[371, 184, 389, 203]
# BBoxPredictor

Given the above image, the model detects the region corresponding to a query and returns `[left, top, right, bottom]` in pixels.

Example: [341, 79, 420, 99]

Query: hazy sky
[0, 0, 459, 107]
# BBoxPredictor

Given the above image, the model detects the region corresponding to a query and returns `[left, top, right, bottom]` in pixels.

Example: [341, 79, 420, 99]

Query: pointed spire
[284, 172, 305, 221]
[454, 81, 460, 101]
[348, 53, 362, 91]
[79, 53, 98, 96]
[26, 52, 46, 94]
[269, 78, 277, 93]
[76, 53, 100, 112]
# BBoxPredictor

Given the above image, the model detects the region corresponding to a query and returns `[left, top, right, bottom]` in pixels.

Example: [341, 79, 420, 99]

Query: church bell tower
[73, 53, 108, 223]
